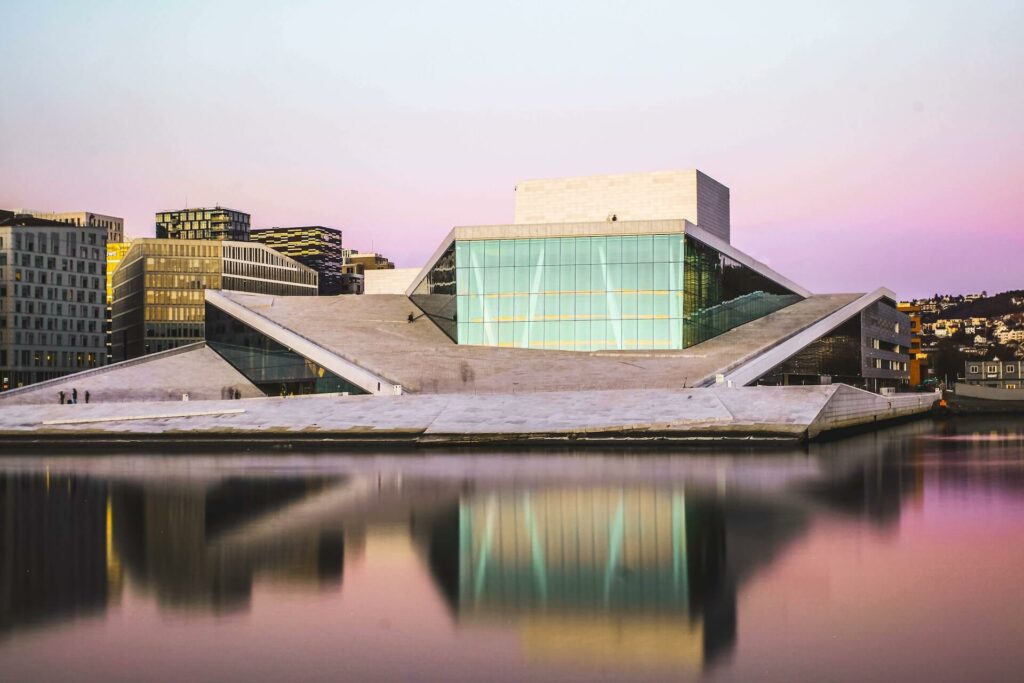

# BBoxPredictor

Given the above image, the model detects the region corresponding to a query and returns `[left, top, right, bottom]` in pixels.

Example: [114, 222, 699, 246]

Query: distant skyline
[1, 0, 1021, 299]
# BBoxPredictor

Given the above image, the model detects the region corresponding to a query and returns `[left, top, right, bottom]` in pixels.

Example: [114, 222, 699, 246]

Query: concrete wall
[365, 268, 420, 295]
[810, 385, 938, 436]
[513, 170, 730, 242]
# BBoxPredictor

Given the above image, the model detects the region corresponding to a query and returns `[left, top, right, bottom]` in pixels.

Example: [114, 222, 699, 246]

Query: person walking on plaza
[71, 388, 78, 404]
[58, 390, 65, 405]
[85, 391, 90, 404]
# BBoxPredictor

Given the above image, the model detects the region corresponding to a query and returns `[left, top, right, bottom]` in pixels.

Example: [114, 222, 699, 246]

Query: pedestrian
[71, 388, 78, 404]
[85, 391, 90, 404]
[58, 390, 65, 405]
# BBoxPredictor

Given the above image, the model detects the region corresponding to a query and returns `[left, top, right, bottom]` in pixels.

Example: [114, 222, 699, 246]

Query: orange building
[897, 302, 929, 386]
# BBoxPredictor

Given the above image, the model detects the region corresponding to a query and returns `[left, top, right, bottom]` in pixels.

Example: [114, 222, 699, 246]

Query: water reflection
[2, 417, 1024, 681]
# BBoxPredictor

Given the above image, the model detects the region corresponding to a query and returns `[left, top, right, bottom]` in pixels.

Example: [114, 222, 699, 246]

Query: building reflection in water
[422, 487, 737, 671]
[0, 473, 115, 637]
[4, 416, 1017, 668]
[111, 477, 347, 612]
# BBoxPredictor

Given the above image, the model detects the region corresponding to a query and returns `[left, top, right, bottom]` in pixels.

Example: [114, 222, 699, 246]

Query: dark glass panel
[205, 303, 367, 396]
[682, 235, 802, 347]
[756, 315, 863, 386]
[410, 243, 457, 342]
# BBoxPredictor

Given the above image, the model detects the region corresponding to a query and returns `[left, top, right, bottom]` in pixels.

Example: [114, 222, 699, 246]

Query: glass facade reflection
[681, 237, 802, 347]
[757, 316, 862, 386]
[205, 303, 366, 396]
[412, 232, 801, 351]
[410, 243, 457, 341]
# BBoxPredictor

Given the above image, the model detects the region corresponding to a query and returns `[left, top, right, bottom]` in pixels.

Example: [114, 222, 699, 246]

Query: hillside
[940, 290, 1024, 319]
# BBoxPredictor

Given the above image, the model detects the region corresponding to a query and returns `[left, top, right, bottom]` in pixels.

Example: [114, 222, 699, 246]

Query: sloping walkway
[210, 291, 861, 394]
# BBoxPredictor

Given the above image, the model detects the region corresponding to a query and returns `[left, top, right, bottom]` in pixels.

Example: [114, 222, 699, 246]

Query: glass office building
[156, 207, 250, 241]
[411, 229, 801, 352]
[111, 239, 317, 360]
[250, 226, 348, 295]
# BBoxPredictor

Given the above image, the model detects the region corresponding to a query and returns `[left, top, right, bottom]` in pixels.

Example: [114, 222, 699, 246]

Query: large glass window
[755, 315, 863, 387]
[205, 303, 367, 396]
[682, 236, 802, 347]
[410, 243, 456, 341]
[410, 232, 803, 352]
[449, 234, 685, 351]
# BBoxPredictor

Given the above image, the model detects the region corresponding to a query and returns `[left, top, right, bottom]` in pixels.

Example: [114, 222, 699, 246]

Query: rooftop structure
[7, 210, 123, 243]
[156, 207, 250, 241]
[514, 170, 730, 242]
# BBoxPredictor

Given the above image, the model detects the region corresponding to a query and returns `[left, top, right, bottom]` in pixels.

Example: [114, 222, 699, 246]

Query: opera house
[0, 170, 935, 445]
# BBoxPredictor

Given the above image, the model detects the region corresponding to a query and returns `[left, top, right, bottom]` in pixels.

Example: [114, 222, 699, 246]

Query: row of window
[0, 229, 103, 254]
[457, 319, 683, 351]
[456, 235, 684, 269]
[142, 304, 205, 322]
[871, 359, 908, 371]
[456, 263, 684, 296]
[0, 349, 101, 369]
[3, 284, 101, 304]
[457, 292, 683, 323]
[6, 316, 100, 332]
[969, 363, 1020, 375]
[2, 332, 103, 349]
[2, 303, 102, 319]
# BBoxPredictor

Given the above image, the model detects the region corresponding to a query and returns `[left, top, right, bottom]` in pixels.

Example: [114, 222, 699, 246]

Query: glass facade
[411, 233, 801, 351]
[681, 237, 802, 347]
[155, 207, 250, 241]
[205, 303, 367, 396]
[756, 316, 863, 386]
[249, 226, 348, 295]
[111, 239, 318, 361]
[410, 244, 457, 341]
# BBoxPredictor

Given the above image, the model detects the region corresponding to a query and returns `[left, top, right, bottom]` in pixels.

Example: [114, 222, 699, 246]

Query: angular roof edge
[406, 219, 811, 298]
[204, 290, 404, 396]
[717, 287, 900, 387]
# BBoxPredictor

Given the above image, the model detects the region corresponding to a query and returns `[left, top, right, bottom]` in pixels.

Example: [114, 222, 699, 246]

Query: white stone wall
[365, 268, 421, 295]
[810, 385, 937, 436]
[513, 170, 730, 242]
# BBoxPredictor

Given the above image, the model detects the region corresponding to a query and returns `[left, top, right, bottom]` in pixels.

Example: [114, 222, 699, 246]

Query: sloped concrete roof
[0, 343, 261, 405]
[210, 290, 862, 395]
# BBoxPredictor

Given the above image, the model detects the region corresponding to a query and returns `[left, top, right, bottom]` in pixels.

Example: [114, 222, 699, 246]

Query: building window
[969, 364, 980, 374]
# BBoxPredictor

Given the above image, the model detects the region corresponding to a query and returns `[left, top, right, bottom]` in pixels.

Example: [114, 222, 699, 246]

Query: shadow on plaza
[4, 418, 1016, 670]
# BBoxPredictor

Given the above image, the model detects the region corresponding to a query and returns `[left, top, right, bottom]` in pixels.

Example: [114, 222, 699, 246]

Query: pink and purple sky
[1, 1, 1021, 299]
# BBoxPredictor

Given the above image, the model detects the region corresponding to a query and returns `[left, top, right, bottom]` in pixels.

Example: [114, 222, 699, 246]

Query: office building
[0, 215, 107, 390]
[345, 252, 394, 273]
[155, 207, 250, 241]
[111, 239, 317, 360]
[7, 210, 124, 244]
[339, 252, 395, 295]
[105, 241, 133, 358]
[250, 226, 348, 295]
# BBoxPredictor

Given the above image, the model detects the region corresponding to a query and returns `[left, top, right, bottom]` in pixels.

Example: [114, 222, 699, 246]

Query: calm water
[2, 417, 1024, 682]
